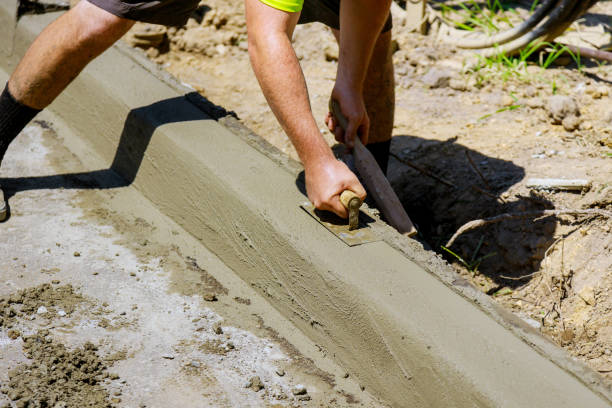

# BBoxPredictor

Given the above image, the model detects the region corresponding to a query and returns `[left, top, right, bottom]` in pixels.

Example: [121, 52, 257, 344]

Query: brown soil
[2, 332, 114, 408]
[123, 0, 612, 387]
[0, 284, 84, 329]
[0, 285, 120, 408]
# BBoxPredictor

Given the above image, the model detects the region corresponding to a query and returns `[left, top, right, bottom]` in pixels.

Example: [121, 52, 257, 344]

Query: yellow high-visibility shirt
[259, 0, 304, 12]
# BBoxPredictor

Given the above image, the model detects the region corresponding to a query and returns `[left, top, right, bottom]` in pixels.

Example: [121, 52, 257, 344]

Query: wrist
[334, 71, 363, 95]
[301, 144, 336, 172]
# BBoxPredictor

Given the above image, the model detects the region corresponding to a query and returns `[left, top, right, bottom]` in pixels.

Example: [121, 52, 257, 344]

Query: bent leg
[9, 0, 135, 109]
[0, 0, 134, 220]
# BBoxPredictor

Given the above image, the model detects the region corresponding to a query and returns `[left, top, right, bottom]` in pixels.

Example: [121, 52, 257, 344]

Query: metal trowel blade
[300, 202, 379, 247]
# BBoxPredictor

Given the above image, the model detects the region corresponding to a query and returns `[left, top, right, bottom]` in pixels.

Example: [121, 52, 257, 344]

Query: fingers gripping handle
[340, 190, 362, 231]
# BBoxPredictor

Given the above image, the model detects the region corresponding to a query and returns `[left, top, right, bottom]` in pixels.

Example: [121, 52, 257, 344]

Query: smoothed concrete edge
[113, 40, 612, 403]
[2, 10, 611, 407]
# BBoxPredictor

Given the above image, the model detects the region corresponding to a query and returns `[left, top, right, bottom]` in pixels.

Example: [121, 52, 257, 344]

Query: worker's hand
[325, 84, 369, 149]
[305, 157, 366, 219]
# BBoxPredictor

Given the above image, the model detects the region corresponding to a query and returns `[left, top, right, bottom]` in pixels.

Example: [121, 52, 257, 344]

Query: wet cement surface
[0, 119, 383, 407]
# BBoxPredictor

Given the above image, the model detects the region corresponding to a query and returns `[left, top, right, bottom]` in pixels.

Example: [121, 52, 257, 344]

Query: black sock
[0, 83, 41, 166]
[366, 139, 391, 175]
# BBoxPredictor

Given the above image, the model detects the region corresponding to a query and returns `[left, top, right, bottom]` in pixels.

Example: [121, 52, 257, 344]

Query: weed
[438, 0, 518, 34]
[493, 287, 513, 297]
[441, 236, 497, 275]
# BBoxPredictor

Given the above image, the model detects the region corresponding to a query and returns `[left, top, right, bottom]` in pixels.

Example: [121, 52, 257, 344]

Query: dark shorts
[86, 0, 200, 27]
[298, 0, 393, 33]
[86, 0, 392, 32]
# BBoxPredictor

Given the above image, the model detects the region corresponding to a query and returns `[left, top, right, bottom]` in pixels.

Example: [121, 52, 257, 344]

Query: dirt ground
[122, 0, 612, 387]
[0, 119, 385, 407]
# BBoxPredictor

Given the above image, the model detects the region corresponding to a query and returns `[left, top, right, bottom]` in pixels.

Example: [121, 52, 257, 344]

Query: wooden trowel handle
[329, 99, 418, 237]
[340, 190, 362, 231]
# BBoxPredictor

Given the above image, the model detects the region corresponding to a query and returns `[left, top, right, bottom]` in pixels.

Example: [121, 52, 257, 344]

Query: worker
[0, 0, 393, 221]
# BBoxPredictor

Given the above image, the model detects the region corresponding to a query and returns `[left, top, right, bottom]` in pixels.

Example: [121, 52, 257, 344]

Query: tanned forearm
[247, 14, 334, 170]
[245, 0, 366, 217]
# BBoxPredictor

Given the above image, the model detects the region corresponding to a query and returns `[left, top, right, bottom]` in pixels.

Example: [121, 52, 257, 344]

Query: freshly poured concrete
[1, 8, 611, 407]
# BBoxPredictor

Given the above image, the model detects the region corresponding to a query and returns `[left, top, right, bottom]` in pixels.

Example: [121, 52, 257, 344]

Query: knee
[71, 1, 134, 49]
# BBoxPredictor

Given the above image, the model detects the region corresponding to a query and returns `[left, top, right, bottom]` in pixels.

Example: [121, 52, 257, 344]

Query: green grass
[441, 236, 497, 275]
[465, 41, 584, 92]
[438, 0, 521, 34]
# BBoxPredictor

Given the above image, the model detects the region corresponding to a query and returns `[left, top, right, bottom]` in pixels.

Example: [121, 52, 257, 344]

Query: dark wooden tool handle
[329, 99, 417, 237]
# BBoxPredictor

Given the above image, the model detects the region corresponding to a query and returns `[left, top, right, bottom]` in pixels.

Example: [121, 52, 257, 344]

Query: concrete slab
[0, 111, 381, 407]
[1, 9, 611, 408]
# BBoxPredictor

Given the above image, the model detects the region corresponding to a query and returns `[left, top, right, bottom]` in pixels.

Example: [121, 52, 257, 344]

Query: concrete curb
[2, 8, 610, 407]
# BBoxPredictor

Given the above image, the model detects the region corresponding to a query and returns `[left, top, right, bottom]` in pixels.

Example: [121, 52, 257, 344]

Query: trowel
[300, 190, 380, 247]
[329, 99, 417, 238]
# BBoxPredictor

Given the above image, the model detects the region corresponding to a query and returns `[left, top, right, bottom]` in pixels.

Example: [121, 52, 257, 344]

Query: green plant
[441, 236, 497, 275]
[438, 0, 517, 34]
[479, 92, 521, 121]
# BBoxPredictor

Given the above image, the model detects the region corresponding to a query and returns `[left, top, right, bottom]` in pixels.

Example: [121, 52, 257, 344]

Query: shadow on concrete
[388, 135, 559, 290]
[0, 92, 235, 215]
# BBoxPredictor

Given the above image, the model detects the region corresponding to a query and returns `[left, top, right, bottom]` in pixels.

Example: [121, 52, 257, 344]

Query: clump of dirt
[1, 331, 115, 408]
[198, 338, 235, 356]
[1, 284, 84, 328]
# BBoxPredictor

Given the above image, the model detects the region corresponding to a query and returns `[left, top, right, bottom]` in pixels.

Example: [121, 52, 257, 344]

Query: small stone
[275, 368, 285, 377]
[500, 94, 515, 107]
[547, 95, 579, 124]
[203, 293, 217, 302]
[562, 115, 581, 132]
[526, 97, 544, 109]
[109, 373, 120, 380]
[213, 323, 223, 335]
[130, 272, 136, 277]
[524, 86, 537, 97]
[146, 47, 160, 59]
[161, 354, 174, 360]
[190, 360, 201, 368]
[343, 372, 349, 378]
[297, 395, 311, 401]
[247, 376, 264, 392]
[51, 280, 60, 284]
[37, 306, 48, 314]
[292, 384, 307, 396]
[57, 310, 67, 317]
[7, 329, 20, 340]
[73, 251, 81, 257]
[421, 68, 452, 88]
[449, 78, 467, 91]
